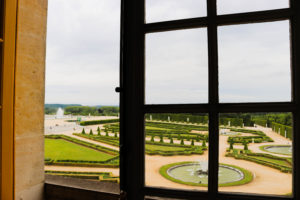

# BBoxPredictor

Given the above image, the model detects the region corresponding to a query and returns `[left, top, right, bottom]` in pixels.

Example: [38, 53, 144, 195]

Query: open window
[121, 0, 300, 199]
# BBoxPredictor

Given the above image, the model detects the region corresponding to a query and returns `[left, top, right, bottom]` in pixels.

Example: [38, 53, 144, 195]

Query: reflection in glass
[219, 21, 291, 103]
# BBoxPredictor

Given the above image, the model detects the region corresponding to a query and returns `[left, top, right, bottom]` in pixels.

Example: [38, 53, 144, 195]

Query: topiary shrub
[170, 138, 174, 144]
[202, 140, 206, 147]
[97, 126, 100, 132]
[191, 140, 194, 146]
[151, 136, 154, 142]
[181, 139, 184, 145]
[82, 128, 86, 134]
[229, 141, 234, 150]
[114, 132, 118, 137]
[89, 129, 93, 135]
[160, 136, 164, 143]
[243, 142, 248, 150]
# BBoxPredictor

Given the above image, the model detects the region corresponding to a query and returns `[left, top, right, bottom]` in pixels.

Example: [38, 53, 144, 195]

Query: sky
[45, 0, 290, 106]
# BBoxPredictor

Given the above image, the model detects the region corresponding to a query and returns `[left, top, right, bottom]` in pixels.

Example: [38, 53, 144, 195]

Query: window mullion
[207, 0, 219, 197]
[290, 0, 300, 199]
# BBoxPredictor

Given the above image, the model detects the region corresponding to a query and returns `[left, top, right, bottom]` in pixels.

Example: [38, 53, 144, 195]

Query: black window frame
[120, 0, 300, 199]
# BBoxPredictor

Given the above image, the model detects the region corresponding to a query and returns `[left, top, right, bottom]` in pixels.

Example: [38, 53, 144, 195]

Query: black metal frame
[120, 0, 300, 199]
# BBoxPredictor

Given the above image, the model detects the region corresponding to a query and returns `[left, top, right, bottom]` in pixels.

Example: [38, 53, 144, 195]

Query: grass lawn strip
[247, 155, 291, 168]
[45, 138, 114, 162]
[159, 161, 253, 187]
[45, 135, 119, 167]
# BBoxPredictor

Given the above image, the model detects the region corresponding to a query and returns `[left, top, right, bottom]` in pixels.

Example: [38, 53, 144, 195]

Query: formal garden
[44, 113, 293, 194]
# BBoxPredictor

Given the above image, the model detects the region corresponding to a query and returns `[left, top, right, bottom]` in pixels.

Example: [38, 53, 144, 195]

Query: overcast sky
[46, 0, 290, 106]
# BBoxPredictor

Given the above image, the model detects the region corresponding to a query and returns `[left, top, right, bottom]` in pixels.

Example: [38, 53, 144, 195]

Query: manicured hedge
[228, 135, 273, 144]
[271, 122, 292, 140]
[45, 170, 119, 183]
[146, 121, 208, 132]
[229, 128, 266, 136]
[254, 119, 268, 127]
[219, 118, 243, 127]
[226, 150, 292, 173]
[74, 133, 119, 146]
[146, 113, 208, 124]
[80, 119, 119, 126]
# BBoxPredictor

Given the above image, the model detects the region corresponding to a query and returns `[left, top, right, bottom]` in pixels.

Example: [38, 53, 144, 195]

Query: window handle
[115, 87, 123, 93]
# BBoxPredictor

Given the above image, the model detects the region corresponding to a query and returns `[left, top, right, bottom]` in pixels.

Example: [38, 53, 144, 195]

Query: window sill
[45, 175, 120, 200]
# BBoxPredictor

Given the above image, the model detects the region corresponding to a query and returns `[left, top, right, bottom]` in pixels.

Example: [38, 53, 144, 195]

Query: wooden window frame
[120, 0, 300, 199]
[1, 0, 18, 199]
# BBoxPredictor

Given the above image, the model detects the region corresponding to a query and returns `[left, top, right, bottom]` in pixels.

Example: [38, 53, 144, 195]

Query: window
[120, 1, 300, 200]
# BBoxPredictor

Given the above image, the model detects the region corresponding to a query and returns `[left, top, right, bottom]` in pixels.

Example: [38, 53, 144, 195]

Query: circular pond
[160, 161, 252, 187]
[262, 145, 292, 155]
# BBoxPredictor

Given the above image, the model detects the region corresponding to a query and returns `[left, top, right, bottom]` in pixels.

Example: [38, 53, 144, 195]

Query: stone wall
[14, 0, 48, 199]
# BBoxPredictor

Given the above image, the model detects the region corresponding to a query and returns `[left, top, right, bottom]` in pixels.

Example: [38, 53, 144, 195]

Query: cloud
[46, 1, 291, 105]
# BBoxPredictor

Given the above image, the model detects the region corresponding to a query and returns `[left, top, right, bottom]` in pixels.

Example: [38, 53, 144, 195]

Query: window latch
[115, 87, 123, 93]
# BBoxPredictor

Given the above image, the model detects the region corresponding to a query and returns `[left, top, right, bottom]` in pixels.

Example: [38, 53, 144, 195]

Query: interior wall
[14, 0, 48, 199]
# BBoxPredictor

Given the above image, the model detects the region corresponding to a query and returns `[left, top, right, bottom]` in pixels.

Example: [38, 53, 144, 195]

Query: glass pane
[45, 0, 120, 184]
[146, 29, 208, 104]
[218, 0, 289, 15]
[146, 0, 206, 23]
[145, 113, 209, 191]
[218, 113, 292, 196]
[219, 21, 291, 103]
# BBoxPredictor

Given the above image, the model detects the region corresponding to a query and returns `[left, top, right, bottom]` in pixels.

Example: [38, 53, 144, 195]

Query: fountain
[162, 161, 251, 186]
[262, 145, 292, 155]
[56, 107, 64, 119]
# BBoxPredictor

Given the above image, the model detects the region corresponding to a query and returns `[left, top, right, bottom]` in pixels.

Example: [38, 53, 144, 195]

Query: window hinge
[120, 190, 127, 200]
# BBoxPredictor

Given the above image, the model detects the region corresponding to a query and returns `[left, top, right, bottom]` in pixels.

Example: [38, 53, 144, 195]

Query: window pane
[146, 29, 208, 104]
[146, 0, 206, 23]
[218, 113, 292, 196]
[145, 113, 209, 191]
[217, 0, 289, 15]
[219, 21, 291, 103]
[45, 0, 120, 185]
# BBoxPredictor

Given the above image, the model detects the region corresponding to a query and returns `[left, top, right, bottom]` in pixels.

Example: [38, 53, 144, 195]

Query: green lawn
[45, 138, 114, 161]
[145, 144, 186, 151]
[248, 155, 291, 168]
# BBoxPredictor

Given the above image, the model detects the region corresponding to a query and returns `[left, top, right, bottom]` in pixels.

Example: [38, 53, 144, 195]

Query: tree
[181, 139, 184, 145]
[106, 131, 109, 136]
[170, 138, 174, 144]
[82, 128, 86, 134]
[114, 132, 118, 137]
[202, 140, 206, 147]
[243, 142, 248, 150]
[89, 129, 93, 135]
[151, 136, 154, 142]
[160, 136, 164, 143]
[97, 126, 100, 132]
[229, 141, 234, 150]
[97, 130, 101, 135]
[191, 140, 194, 146]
